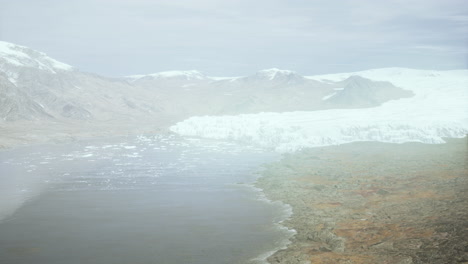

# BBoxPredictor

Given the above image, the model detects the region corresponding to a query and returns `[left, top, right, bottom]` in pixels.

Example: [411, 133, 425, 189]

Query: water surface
[0, 135, 292, 264]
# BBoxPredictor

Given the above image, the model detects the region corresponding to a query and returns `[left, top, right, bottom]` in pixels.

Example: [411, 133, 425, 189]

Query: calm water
[0, 134, 292, 264]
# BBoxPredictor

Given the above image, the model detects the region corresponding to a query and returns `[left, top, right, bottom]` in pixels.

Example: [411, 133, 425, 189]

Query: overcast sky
[1, 0, 467, 77]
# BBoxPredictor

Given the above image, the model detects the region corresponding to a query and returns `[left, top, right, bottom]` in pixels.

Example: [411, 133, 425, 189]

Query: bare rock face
[0, 72, 53, 121]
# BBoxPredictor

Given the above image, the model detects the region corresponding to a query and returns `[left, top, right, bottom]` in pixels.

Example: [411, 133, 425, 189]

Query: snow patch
[322, 92, 337, 101]
[210, 76, 241, 81]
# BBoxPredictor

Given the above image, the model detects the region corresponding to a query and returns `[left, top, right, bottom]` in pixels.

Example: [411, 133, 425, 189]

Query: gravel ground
[258, 137, 468, 264]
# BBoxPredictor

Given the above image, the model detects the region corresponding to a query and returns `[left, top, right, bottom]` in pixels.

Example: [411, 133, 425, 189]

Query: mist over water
[0, 135, 293, 264]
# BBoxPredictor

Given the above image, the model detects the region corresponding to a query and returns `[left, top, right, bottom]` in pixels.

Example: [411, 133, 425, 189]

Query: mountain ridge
[2, 40, 461, 149]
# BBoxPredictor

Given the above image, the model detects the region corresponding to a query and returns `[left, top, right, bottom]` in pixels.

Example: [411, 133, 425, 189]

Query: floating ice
[123, 146, 137, 149]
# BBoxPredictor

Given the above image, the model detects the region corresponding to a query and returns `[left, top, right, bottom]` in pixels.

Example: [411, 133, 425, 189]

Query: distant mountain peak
[239, 68, 305, 86]
[149, 70, 206, 79]
[0, 41, 73, 73]
[127, 70, 208, 82]
[255, 68, 298, 80]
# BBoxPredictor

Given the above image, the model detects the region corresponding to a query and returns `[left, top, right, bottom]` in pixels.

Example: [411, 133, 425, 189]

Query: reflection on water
[0, 134, 293, 264]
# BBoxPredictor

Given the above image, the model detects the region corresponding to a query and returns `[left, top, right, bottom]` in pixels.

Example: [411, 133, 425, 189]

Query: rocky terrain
[257, 137, 468, 264]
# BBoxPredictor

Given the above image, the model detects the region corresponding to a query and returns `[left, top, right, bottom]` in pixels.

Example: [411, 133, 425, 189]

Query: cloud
[1, 0, 466, 76]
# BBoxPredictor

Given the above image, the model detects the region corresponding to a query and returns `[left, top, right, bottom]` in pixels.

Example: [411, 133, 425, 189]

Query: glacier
[170, 68, 468, 152]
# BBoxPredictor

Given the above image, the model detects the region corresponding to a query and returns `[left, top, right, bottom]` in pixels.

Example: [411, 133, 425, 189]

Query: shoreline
[257, 137, 468, 264]
[246, 182, 297, 264]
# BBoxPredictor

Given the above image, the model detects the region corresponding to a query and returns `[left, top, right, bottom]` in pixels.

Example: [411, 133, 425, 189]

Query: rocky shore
[258, 137, 467, 264]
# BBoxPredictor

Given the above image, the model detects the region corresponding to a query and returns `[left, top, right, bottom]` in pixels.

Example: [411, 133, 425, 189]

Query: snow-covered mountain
[1, 40, 438, 149]
[0, 41, 73, 85]
[125, 68, 302, 84]
[239, 68, 306, 85]
[170, 68, 468, 152]
[0, 41, 162, 122]
[116, 66, 413, 118]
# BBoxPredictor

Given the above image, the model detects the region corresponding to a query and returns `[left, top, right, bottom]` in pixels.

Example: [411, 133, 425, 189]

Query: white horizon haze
[0, 0, 467, 77]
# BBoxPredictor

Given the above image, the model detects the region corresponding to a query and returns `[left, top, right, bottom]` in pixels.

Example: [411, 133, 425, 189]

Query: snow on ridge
[171, 68, 468, 152]
[124, 74, 146, 81]
[127, 68, 302, 82]
[126, 71, 242, 82]
[0, 41, 73, 72]
[256, 68, 297, 80]
[149, 70, 206, 79]
[210, 76, 242, 81]
[127, 70, 208, 81]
